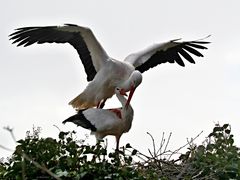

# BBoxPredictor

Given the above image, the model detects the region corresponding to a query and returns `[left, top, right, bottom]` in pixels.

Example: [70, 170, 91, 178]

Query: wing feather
[124, 38, 210, 73]
[9, 24, 109, 81]
[186, 43, 208, 49]
[183, 45, 204, 57]
[178, 49, 195, 64]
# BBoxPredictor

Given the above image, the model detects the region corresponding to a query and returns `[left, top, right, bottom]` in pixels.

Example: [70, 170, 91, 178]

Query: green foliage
[1, 124, 240, 179]
[0, 128, 146, 179]
[179, 123, 240, 179]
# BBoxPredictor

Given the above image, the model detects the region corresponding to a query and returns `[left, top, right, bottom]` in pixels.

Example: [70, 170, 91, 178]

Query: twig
[157, 132, 165, 156]
[53, 124, 61, 132]
[125, 147, 151, 161]
[0, 145, 14, 152]
[147, 132, 156, 157]
[4, 126, 26, 179]
[168, 131, 203, 161]
[21, 152, 61, 180]
[4, 126, 16, 142]
[148, 149, 156, 160]
[163, 132, 172, 153]
[176, 162, 191, 180]
[21, 156, 26, 180]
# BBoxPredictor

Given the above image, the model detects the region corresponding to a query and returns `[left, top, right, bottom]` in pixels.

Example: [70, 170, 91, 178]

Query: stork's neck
[116, 93, 128, 108]
[116, 93, 134, 131]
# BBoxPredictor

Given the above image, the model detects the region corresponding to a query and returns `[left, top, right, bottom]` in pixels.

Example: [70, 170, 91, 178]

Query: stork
[9, 24, 210, 109]
[62, 87, 133, 150]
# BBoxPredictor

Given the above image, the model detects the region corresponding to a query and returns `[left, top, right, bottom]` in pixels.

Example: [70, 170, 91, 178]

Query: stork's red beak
[126, 85, 135, 108]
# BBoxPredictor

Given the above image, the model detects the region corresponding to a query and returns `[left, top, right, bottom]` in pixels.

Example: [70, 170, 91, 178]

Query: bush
[1, 124, 240, 179]
[0, 128, 148, 179]
[179, 123, 240, 179]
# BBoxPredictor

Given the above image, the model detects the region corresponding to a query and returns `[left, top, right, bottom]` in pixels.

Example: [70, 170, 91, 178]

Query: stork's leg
[115, 135, 121, 150]
[97, 99, 107, 109]
[99, 99, 106, 108]
[97, 101, 101, 108]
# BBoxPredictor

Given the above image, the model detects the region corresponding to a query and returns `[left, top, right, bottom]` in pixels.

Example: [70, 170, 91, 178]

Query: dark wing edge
[135, 38, 211, 73]
[9, 24, 97, 81]
[62, 110, 97, 131]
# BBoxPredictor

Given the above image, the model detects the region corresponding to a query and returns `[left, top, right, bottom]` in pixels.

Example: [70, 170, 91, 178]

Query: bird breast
[103, 59, 135, 85]
[88, 60, 135, 99]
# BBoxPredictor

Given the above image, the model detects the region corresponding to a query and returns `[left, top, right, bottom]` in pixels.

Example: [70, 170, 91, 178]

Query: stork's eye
[116, 87, 120, 91]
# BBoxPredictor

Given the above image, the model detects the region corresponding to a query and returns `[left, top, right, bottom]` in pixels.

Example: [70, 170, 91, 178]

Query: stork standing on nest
[9, 24, 210, 109]
[62, 87, 133, 150]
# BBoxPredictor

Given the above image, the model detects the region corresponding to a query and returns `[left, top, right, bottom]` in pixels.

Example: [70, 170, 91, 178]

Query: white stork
[62, 87, 133, 150]
[9, 24, 210, 109]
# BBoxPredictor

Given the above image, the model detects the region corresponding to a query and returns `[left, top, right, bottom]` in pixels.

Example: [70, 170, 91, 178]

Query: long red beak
[126, 85, 135, 108]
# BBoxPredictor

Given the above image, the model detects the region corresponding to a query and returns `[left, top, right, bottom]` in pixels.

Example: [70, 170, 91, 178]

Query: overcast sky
[1, 0, 240, 158]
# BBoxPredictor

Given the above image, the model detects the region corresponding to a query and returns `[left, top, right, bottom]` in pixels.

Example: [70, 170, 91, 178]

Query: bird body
[69, 59, 136, 109]
[9, 24, 210, 109]
[63, 87, 133, 149]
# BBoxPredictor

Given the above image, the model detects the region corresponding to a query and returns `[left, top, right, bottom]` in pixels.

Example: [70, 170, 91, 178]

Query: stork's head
[120, 70, 143, 107]
[130, 70, 143, 88]
[115, 87, 128, 96]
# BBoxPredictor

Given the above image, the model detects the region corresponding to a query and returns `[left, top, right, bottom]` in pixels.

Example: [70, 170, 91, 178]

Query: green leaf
[225, 129, 231, 134]
[125, 143, 132, 148]
[59, 131, 68, 140]
[213, 126, 223, 133]
[131, 149, 138, 156]
[16, 139, 24, 144]
[223, 124, 229, 129]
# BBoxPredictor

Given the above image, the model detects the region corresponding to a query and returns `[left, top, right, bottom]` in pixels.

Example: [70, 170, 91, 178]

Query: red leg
[97, 99, 106, 109]
[115, 135, 121, 150]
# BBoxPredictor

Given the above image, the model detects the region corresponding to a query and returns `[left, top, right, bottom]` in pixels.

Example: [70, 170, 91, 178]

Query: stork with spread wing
[9, 24, 210, 109]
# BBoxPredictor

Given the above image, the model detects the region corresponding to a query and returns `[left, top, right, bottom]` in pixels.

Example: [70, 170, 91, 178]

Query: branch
[21, 152, 61, 180]
[147, 132, 156, 157]
[0, 145, 14, 152]
[170, 130, 203, 161]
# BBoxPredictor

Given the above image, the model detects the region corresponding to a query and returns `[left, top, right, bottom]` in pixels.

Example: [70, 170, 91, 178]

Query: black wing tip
[191, 35, 211, 44]
[170, 35, 211, 43]
[62, 117, 74, 125]
[9, 25, 63, 46]
[9, 30, 23, 38]
[62, 119, 68, 124]
[62, 114, 78, 124]
[191, 41, 211, 45]
[64, 23, 78, 27]
[170, 38, 182, 42]
[8, 32, 15, 37]
[63, 111, 97, 131]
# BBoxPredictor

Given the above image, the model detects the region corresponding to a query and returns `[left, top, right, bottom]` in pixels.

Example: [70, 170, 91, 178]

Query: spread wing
[124, 37, 210, 73]
[9, 24, 110, 81]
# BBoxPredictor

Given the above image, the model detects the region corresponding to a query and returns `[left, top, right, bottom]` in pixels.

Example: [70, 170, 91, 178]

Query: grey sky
[1, 0, 240, 158]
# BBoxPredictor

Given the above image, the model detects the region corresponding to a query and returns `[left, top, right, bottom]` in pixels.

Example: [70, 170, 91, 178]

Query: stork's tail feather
[62, 111, 97, 131]
[69, 93, 97, 110]
[62, 114, 78, 125]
